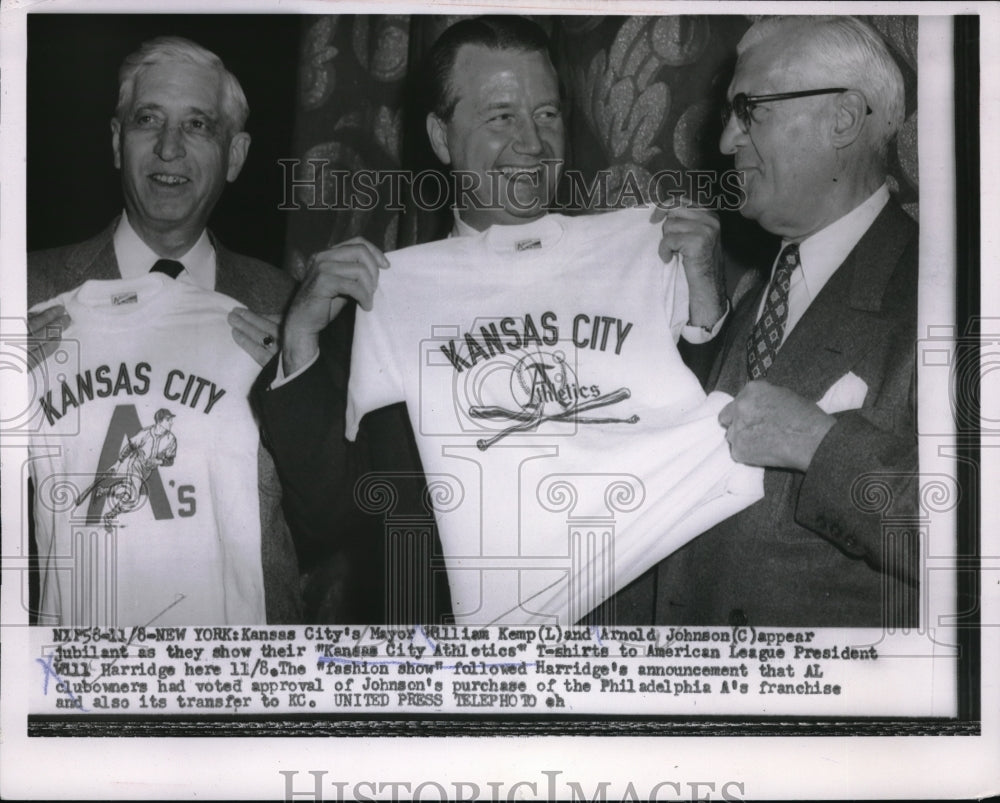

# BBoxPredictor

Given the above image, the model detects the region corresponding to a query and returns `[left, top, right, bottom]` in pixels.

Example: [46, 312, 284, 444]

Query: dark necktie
[150, 259, 184, 279]
[746, 243, 799, 380]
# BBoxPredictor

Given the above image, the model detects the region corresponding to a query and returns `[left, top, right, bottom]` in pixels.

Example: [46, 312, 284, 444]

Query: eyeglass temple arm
[746, 88, 871, 114]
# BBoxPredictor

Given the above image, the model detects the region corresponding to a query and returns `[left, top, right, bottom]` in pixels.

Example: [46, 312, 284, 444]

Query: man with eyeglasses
[637, 15, 919, 627]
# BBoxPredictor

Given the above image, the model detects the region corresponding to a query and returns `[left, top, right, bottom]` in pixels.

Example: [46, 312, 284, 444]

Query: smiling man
[255, 16, 733, 624]
[110, 56, 249, 257]
[423, 32, 565, 229]
[29, 37, 291, 309]
[644, 16, 920, 627]
[27, 37, 299, 623]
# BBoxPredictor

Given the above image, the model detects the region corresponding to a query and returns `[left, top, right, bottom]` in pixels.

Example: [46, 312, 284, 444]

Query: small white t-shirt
[29, 274, 265, 626]
[347, 208, 763, 625]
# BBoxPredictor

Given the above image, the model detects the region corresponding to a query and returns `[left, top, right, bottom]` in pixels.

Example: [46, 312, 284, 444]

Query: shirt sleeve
[270, 351, 319, 389]
[345, 286, 406, 440]
[660, 251, 729, 345]
[661, 252, 690, 343]
[681, 300, 730, 344]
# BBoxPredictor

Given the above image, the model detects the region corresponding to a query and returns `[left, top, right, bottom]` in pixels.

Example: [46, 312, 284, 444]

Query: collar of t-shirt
[449, 210, 564, 250]
[451, 210, 724, 341]
[758, 184, 890, 339]
[113, 212, 217, 291]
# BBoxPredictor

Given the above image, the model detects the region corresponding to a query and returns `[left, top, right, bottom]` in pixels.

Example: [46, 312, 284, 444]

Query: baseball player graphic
[75, 408, 178, 530]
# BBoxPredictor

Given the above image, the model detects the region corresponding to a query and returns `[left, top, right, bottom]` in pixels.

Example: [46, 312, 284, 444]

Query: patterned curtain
[283, 14, 918, 281]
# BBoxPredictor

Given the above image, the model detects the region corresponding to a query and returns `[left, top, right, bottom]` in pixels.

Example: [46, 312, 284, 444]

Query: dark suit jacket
[615, 201, 919, 628]
[28, 220, 302, 623]
[254, 305, 453, 624]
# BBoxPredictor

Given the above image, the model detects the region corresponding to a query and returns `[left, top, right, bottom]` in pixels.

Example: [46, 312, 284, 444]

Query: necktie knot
[746, 243, 799, 381]
[150, 259, 184, 279]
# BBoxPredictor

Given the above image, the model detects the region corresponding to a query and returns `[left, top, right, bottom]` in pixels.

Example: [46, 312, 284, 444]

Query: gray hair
[738, 16, 905, 160]
[115, 36, 249, 134]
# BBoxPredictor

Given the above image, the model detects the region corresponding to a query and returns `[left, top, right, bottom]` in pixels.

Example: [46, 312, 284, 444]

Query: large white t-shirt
[347, 208, 763, 625]
[29, 274, 265, 626]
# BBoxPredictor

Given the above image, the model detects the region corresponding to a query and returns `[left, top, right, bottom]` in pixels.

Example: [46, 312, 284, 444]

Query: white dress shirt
[113, 212, 217, 291]
[757, 185, 890, 342]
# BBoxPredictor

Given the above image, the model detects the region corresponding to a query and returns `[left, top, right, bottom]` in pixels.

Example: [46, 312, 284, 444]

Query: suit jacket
[618, 201, 919, 628]
[28, 220, 302, 623]
[254, 305, 453, 624]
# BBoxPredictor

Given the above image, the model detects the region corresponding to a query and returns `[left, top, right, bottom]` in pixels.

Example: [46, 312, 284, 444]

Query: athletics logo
[467, 350, 637, 450]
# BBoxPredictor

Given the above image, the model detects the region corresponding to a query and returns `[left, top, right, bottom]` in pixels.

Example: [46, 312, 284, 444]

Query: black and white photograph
[0, 1, 995, 800]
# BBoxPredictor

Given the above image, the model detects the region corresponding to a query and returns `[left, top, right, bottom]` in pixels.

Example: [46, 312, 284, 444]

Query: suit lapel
[65, 219, 121, 285]
[711, 287, 761, 396]
[768, 203, 913, 399]
[212, 234, 241, 301]
[765, 267, 891, 401]
[713, 202, 914, 401]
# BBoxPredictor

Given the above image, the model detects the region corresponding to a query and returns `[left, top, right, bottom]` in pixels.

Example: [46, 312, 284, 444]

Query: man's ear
[111, 118, 122, 169]
[426, 113, 452, 165]
[226, 132, 251, 182]
[831, 90, 869, 149]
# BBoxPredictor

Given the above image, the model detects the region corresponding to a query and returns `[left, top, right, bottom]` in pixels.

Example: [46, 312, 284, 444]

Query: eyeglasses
[721, 88, 872, 133]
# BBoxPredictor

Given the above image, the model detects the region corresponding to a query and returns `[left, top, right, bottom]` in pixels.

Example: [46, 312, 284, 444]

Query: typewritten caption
[30, 624, 908, 716]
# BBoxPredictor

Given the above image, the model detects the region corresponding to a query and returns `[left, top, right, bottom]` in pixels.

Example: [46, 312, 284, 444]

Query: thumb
[649, 205, 668, 224]
[289, 249, 309, 283]
[718, 401, 735, 428]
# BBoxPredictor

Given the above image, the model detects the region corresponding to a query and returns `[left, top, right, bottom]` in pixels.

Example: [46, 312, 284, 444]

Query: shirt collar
[450, 209, 481, 238]
[784, 184, 890, 302]
[449, 209, 566, 250]
[113, 212, 217, 291]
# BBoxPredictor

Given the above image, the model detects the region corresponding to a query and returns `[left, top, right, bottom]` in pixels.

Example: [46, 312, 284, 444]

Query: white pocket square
[816, 371, 868, 414]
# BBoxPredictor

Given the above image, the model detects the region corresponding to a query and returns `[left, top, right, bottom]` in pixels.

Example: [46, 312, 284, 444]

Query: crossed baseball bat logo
[469, 386, 638, 451]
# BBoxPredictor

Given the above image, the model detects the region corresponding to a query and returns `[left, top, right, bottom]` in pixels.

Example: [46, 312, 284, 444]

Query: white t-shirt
[347, 208, 763, 625]
[29, 274, 265, 626]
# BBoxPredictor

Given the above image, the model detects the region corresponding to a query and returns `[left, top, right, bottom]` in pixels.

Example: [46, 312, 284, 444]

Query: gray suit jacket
[608, 202, 919, 628]
[29, 220, 301, 623]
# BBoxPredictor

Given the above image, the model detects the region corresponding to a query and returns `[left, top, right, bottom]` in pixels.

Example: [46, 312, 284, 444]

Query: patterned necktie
[150, 259, 184, 279]
[746, 243, 799, 380]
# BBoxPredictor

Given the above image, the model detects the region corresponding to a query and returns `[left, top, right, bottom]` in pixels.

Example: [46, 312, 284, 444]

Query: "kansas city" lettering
[439, 312, 634, 373]
[38, 363, 226, 425]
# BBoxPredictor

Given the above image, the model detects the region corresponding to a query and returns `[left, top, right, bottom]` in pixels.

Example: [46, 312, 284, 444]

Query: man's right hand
[282, 237, 390, 375]
[27, 304, 71, 372]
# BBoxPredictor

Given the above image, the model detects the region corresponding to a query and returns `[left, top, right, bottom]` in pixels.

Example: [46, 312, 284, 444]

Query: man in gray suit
[635, 16, 919, 627]
[27, 36, 299, 622]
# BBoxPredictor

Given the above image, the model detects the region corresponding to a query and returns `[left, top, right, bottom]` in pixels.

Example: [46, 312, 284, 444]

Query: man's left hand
[719, 380, 836, 472]
[651, 201, 725, 329]
[229, 308, 281, 367]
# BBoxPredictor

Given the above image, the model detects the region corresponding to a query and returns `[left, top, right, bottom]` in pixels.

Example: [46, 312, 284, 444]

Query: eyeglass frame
[721, 88, 872, 133]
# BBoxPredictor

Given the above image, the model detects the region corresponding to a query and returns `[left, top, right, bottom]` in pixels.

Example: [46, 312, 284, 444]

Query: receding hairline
[450, 42, 558, 81]
[439, 42, 556, 114]
[116, 36, 249, 134]
[423, 15, 554, 121]
[734, 15, 906, 158]
[736, 19, 830, 73]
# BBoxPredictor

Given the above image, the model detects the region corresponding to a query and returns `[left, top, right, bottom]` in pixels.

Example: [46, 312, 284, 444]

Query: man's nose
[719, 113, 745, 156]
[513, 117, 544, 155]
[154, 124, 186, 161]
